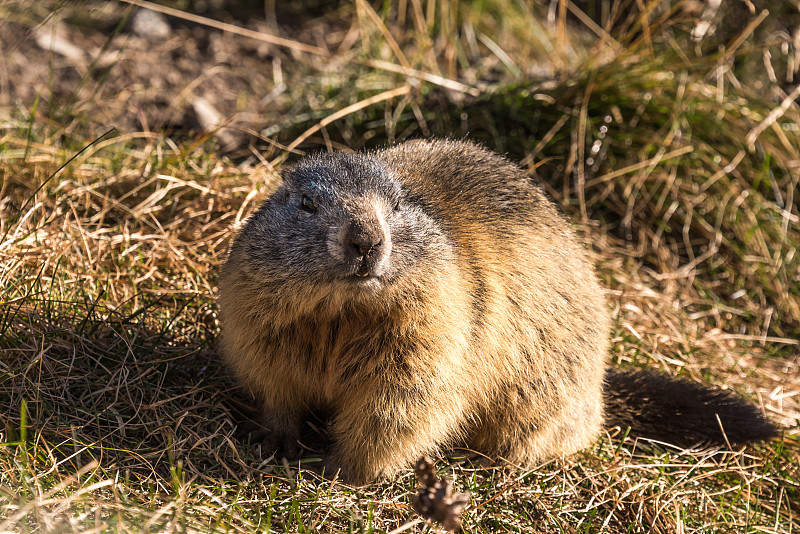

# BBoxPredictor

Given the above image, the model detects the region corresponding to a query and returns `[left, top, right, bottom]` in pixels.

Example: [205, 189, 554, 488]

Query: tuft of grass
[1, 0, 798, 532]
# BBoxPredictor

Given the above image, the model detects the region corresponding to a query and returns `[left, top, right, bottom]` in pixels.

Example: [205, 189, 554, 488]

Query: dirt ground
[0, 2, 354, 156]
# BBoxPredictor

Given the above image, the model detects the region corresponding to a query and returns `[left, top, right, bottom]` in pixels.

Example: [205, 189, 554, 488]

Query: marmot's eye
[393, 200, 401, 212]
[300, 195, 317, 214]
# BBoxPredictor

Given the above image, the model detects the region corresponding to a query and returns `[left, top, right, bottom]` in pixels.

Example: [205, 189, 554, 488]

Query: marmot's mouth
[355, 263, 371, 277]
[348, 272, 380, 282]
[343, 270, 384, 289]
[347, 257, 386, 280]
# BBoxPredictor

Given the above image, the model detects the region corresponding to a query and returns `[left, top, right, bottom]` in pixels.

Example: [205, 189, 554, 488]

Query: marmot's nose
[342, 205, 391, 276]
[347, 225, 383, 257]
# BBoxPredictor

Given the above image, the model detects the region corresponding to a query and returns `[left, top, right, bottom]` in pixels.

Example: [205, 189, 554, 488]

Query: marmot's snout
[338, 200, 392, 278]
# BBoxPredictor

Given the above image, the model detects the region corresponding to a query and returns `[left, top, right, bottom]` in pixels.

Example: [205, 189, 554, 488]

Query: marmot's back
[380, 140, 611, 435]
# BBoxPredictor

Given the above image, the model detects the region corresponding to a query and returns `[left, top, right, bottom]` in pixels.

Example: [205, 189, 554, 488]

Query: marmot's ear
[280, 163, 299, 182]
[271, 183, 290, 203]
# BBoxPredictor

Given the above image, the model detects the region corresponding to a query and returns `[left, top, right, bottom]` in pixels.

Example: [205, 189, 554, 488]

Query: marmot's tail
[603, 368, 777, 446]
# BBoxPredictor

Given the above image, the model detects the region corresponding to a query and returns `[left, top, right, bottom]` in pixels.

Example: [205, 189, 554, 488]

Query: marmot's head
[234, 151, 450, 314]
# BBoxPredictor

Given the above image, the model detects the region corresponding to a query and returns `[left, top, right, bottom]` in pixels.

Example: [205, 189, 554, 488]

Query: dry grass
[1, 0, 799, 532]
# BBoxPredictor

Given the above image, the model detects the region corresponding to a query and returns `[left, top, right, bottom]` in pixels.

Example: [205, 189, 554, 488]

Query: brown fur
[218, 139, 774, 484]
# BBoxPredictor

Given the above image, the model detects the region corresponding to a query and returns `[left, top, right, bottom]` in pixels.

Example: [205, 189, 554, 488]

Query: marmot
[218, 138, 776, 484]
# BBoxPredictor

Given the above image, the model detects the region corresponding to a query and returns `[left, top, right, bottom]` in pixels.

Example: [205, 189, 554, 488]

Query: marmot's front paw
[265, 432, 299, 459]
[243, 424, 300, 459]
